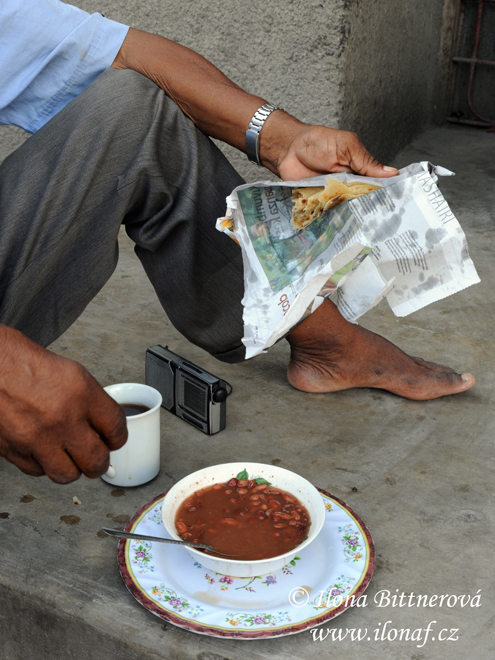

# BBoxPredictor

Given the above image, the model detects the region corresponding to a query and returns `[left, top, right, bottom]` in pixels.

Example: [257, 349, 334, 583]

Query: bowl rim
[161, 461, 326, 565]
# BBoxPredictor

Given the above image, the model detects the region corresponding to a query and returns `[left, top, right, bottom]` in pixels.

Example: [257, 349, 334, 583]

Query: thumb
[361, 162, 398, 178]
[344, 134, 398, 178]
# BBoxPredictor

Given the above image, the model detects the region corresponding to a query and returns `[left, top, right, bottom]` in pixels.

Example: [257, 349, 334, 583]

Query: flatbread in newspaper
[291, 178, 381, 230]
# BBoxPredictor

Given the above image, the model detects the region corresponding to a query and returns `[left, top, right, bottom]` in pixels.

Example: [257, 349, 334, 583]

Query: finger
[327, 164, 354, 174]
[65, 427, 112, 479]
[2, 448, 45, 477]
[33, 447, 81, 484]
[87, 385, 128, 451]
[339, 133, 398, 178]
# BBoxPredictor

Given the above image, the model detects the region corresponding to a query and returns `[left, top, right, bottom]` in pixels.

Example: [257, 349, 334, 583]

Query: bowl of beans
[161, 462, 325, 577]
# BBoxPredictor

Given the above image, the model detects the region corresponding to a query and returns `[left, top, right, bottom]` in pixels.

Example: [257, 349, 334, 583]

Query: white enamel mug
[101, 383, 162, 487]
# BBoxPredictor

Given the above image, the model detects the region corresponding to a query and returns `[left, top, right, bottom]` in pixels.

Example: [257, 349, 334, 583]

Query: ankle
[286, 300, 355, 349]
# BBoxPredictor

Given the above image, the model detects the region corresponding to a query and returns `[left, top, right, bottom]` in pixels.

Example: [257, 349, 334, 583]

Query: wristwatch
[245, 103, 280, 165]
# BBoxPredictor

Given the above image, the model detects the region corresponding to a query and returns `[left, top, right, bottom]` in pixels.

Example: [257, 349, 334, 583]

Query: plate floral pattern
[225, 611, 292, 628]
[117, 488, 374, 639]
[130, 540, 154, 574]
[339, 523, 365, 563]
[150, 586, 204, 618]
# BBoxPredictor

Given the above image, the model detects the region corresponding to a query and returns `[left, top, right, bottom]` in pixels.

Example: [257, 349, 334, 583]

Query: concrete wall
[91, 0, 350, 181]
[340, 0, 447, 161]
[0, 0, 457, 177]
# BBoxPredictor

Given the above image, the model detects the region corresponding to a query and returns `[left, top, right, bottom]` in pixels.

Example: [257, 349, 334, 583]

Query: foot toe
[460, 372, 476, 387]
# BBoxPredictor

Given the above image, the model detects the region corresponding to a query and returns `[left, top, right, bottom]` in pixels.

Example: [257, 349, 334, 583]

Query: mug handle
[105, 464, 117, 479]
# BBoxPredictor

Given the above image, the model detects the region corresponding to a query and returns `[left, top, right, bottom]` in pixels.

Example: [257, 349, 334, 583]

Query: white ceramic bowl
[162, 462, 325, 577]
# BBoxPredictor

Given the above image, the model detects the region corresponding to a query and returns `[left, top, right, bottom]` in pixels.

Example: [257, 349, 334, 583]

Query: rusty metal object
[448, 0, 495, 130]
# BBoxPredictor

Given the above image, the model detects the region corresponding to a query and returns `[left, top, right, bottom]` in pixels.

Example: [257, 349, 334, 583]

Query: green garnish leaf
[236, 469, 248, 480]
[253, 477, 272, 485]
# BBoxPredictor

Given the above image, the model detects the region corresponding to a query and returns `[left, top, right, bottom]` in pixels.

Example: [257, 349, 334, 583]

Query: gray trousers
[0, 68, 246, 362]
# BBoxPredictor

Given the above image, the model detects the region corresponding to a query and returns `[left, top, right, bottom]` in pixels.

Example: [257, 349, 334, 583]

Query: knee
[210, 343, 246, 364]
[70, 67, 180, 139]
[90, 67, 163, 118]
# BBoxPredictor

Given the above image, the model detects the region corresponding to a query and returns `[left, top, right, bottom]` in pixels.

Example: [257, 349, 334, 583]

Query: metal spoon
[101, 527, 240, 558]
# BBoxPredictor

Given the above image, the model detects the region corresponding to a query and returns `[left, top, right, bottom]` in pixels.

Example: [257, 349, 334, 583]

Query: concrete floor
[0, 124, 494, 659]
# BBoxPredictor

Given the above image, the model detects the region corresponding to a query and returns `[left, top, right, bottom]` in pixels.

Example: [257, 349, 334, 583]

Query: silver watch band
[245, 103, 279, 165]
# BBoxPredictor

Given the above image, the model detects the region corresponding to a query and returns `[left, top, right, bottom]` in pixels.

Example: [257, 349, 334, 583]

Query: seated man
[0, 0, 475, 485]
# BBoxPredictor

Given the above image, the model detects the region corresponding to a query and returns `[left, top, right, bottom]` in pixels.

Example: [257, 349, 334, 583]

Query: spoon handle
[101, 527, 214, 552]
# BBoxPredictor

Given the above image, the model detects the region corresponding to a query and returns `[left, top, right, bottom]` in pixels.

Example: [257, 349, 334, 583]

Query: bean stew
[174, 473, 311, 560]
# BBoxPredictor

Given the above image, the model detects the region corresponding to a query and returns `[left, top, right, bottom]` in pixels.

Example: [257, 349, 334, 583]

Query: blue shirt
[0, 0, 129, 132]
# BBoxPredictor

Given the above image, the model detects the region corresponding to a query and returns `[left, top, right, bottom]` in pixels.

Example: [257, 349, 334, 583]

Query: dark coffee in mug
[120, 403, 151, 417]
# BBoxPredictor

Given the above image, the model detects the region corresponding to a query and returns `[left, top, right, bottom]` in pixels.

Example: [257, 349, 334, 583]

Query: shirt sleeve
[0, 0, 129, 132]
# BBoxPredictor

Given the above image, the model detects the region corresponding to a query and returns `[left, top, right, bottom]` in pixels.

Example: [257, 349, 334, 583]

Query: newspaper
[216, 162, 480, 360]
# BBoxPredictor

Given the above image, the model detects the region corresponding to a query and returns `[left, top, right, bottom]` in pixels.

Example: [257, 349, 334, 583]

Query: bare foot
[286, 300, 475, 400]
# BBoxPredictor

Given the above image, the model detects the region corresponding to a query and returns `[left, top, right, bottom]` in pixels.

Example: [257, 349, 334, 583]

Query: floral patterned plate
[117, 488, 374, 638]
